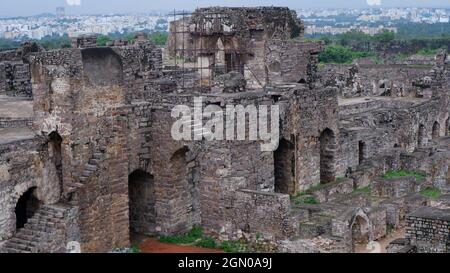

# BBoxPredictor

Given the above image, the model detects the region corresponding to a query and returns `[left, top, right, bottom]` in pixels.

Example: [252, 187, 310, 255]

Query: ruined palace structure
[0, 7, 449, 253]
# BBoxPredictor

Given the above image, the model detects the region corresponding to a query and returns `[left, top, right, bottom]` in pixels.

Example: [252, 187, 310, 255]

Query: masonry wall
[281, 86, 339, 191]
[30, 48, 132, 252]
[266, 40, 323, 86]
[406, 207, 450, 253]
[320, 63, 434, 98]
[0, 138, 61, 241]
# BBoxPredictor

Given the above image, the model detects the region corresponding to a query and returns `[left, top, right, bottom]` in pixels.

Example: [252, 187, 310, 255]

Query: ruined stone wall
[165, 7, 309, 90]
[224, 190, 295, 240]
[372, 176, 422, 198]
[266, 40, 323, 86]
[0, 63, 5, 93]
[0, 43, 41, 97]
[30, 47, 131, 252]
[406, 207, 450, 253]
[113, 41, 163, 102]
[144, 94, 279, 236]
[281, 86, 339, 191]
[0, 62, 32, 97]
[0, 117, 33, 129]
[0, 138, 61, 241]
[190, 7, 304, 40]
[337, 95, 449, 179]
[320, 64, 434, 98]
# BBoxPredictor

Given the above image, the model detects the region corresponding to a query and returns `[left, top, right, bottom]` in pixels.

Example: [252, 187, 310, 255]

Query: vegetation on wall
[308, 29, 450, 64]
[383, 170, 426, 181]
[0, 31, 169, 50]
[318, 44, 374, 64]
[420, 187, 442, 200]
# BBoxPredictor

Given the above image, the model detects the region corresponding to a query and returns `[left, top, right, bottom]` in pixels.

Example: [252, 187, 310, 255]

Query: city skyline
[1, 0, 450, 17]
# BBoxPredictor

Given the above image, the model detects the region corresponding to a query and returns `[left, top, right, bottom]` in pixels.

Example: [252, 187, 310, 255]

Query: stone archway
[432, 121, 440, 140]
[351, 215, 370, 251]
[169, 146, 198, 233]
[15, 187, 41, 230]
[358, 141, 366, 165]
[445, 117, 449, 136]
[48, 131, 63, 186]
[274, 138, 296, 195]
[418, 124, 426, 148]
[320, 128, 337, 184]
[128, 170, 156, 236]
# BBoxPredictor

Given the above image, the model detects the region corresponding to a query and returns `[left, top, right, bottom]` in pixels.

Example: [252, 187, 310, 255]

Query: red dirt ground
[139, 238, 224, 253]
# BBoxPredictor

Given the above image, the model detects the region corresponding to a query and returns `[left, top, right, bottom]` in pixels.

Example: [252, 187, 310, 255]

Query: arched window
[358, 141, 366, 165]
[48, 131, 63, 184]
[351, 215, 370, 249]
[418, 124, 426, 148]
[274, 138, 296, 195]
[128, 170, 155, 236]
[446, 118, 450, 136]
[15, 187, 41, 230]
[432, 121, 440, 140]
[320, 128, 336, 184]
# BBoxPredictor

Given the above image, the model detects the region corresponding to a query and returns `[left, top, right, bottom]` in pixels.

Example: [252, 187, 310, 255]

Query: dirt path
[138, 238, 224, 253]
[355, 228, 406, 253]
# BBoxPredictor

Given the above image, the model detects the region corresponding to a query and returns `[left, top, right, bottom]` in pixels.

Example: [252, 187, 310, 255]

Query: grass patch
[420, 187, 442, 200]
[291, 192, 320, 205]
[195, 236, 217, 249]
[159, 226, 204, 245]
[319, 45, 375, 64]
[158, 226, 222, 250]
[354, 186, 372, 194]
[157, 226, 255, 252]
[291, 177, 348, 205]
[220, 240, 248, 253]
[130, 246, 141, 253]
[383, 170, 426, 181]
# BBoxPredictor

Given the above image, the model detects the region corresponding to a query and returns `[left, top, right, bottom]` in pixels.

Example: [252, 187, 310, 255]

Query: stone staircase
[1, 205, 68, 253]
[66, 147, 106, 194]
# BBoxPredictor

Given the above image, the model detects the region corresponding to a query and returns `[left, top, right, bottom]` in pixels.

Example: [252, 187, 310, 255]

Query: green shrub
[354, 186, 371, 194]
[130, 246, 141, 253]
[383, 170, 426, 181]
[420, 187, 442, 199]
[291, 193, 320, 205]
[159, 226, 203, 244]
[220, 240, 248, 253]
[319, 45, 374, 64]
[195, 237, 217, 249]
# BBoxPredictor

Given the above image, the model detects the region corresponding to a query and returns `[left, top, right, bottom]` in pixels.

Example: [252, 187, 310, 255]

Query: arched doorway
[15, 187, 41, 230]
[274, 138, 296, 195]
[432, 121, 440, 140]
[351, 215, 370, 251]
[128, 170, 156, 236]
[446, 118, 450, 136]
[169, 146, 198, 233]
[358, 141, 366, 165]
[320, 128, 336, 184]
[418, 124, 426, 148]
[48, 131, 63, 185]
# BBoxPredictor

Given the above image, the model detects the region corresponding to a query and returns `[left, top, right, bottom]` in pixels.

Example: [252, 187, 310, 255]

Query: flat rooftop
[408, 206, 450, 221]
[0, 127, 35, 145]
[338, 96, 426, 107]
[0, 95, 33, 119]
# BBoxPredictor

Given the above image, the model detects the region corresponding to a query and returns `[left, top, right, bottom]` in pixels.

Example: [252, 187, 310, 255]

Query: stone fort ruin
[0, 7, 449, 253]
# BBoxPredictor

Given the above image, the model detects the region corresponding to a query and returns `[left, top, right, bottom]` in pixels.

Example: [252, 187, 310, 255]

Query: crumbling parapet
[71, 34, 98, 49]
[406, 207, 450, 253]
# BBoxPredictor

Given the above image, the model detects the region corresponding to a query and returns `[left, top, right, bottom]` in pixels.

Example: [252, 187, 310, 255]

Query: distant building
[56, 7, 65, 19]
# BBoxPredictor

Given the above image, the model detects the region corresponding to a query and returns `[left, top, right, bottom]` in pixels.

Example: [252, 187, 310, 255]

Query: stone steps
[1, 205, 67, 253]
[67, 149, 106, 194]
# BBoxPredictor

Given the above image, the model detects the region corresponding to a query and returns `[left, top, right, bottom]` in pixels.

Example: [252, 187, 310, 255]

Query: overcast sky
[2, 0, 450, 17]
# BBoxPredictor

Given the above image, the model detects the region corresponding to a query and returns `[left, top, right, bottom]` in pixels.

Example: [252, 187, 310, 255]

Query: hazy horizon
[1, 0, 450, 17]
